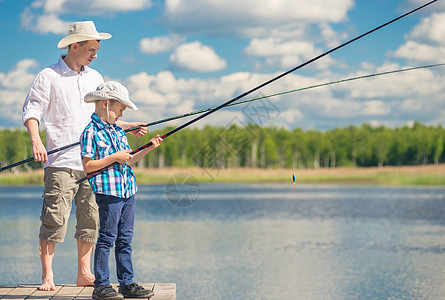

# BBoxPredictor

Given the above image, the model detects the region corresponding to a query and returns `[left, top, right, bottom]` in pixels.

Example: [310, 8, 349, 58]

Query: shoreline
[1, 164, 445, 186]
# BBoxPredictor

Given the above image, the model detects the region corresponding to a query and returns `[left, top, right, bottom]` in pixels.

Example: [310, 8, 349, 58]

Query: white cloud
[244, 37, 335, 70]
[21, 0, 153, 34]
[117, 61, 445, 130]
[362, 100, 390, 116]
[407, 13, 445, 44]
[169, 42, 227, 72]
[39, 0, 153, 14]
[162, 0, 354, 36]
[140, 34, 185, 55]
[0, 59, 40, 127]
[392, 12, 445, 63]
[2, 56, 445, 130]
[1, 59, 39, 90]
[245, 38, 316, 57]
[21, 8, 70, 34]
[394, 41, 445, 62]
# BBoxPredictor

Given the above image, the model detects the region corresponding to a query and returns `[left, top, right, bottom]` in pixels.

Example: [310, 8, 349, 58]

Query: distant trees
[1, 122, 444, 172]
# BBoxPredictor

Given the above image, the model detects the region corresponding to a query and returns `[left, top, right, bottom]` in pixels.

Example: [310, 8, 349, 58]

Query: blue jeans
[94, 194, 135, 287]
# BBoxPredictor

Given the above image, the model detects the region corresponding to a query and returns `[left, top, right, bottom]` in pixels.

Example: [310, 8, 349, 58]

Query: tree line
[0, 121, 443, 172]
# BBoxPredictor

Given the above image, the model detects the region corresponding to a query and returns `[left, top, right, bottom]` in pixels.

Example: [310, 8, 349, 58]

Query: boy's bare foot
[39, 273, 55, 291]
[76, 272, 95, 286]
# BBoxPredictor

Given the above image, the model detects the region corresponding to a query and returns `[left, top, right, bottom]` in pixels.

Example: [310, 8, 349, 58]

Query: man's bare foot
[39, 273, 55, 291]
[76, 272, 95, 286]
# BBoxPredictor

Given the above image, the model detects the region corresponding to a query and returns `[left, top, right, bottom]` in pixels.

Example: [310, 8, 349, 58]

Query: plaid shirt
[80, 113, 137, 198]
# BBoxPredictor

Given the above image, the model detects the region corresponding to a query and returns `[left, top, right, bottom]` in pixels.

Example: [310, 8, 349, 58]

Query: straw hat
[57, 21, 111, 49]
[85, 81, 138, 110]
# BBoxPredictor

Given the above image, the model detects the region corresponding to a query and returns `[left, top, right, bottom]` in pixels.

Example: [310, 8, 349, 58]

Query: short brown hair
[68, 40, 100, 49]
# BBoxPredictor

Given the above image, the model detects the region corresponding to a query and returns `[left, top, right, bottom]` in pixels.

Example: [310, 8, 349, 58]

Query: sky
[0, 0, 445, 132]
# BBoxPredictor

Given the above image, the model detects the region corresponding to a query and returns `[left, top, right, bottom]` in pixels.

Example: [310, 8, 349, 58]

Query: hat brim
[84, 91, 138, 111]
[57, 33, 112, 49]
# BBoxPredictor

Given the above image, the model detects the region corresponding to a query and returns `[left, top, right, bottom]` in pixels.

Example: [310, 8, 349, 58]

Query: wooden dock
[0, 283, 175, 300]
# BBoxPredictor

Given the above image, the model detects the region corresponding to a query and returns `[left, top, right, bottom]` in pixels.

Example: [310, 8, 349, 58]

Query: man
[22, 21, 147, 291]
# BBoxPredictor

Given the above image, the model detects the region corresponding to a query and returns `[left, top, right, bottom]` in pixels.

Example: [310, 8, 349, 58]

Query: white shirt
[22, 56, 104, 171]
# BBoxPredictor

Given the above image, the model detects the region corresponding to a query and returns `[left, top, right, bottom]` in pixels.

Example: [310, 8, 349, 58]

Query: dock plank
[2, 285, 39, 299]
[52, 285, 84, 300]
[75, 286, 93, 300]
[27, 285, 63, 299]
[0, 286, 17, 298]
[0, 284, 175, 300]
[151, 283, 176, 300]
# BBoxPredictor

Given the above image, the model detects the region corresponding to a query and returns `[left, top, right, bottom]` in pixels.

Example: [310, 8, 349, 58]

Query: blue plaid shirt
[80, 113, 137, 198]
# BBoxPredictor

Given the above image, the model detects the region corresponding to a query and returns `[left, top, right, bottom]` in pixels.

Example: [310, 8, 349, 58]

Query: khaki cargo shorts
[39, 167, 99, 243]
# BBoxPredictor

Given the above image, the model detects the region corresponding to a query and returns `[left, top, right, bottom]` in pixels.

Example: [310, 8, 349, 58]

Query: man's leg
[39, 167, 73, 291]
[73, 170, 99, 286]
[39, 239, 56, 291]
[76, 239, 95, 286]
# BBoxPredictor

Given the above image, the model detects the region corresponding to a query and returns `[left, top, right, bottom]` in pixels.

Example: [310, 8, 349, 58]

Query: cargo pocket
[40, 192, 69, 227]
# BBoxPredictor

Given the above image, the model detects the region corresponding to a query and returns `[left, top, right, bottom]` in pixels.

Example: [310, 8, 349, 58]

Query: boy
[80, 81, 163, 300]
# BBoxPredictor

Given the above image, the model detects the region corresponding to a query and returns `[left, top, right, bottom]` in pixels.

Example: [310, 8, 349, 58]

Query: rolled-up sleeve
[81, 129, 96, 160]
[22, 72, 50, 126]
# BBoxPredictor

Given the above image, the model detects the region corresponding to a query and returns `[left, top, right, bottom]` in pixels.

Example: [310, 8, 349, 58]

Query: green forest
[0, 121, 443, 171]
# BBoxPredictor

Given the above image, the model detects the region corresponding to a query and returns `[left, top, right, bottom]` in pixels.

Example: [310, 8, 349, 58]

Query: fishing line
[1, 62, 443, 173]
[135, 62, 444, 128]
[76, 0, 437, 184]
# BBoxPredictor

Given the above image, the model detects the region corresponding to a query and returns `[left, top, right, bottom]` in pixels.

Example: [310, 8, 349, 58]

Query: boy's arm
[127, 134, 163, 166]
[82, 150, 134, 174]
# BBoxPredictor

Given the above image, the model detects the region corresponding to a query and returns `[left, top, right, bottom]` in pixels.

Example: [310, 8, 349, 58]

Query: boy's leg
[94, 194, 123, 287]
[115, 195, 154, 298]
[115, 195, 135, 286]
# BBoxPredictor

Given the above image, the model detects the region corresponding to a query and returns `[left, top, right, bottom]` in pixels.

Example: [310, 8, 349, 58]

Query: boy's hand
[150, 134, 163, 148]
[113, 150, 134, 164]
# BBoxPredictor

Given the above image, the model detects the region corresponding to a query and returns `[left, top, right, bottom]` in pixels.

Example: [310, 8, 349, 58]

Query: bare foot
[39, 273, 55, 291]
[76, 272, 95, 286]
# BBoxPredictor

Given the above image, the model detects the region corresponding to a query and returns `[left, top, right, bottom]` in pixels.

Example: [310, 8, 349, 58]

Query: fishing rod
[76, 0, 436, 184]
[1, 63, 442, 173]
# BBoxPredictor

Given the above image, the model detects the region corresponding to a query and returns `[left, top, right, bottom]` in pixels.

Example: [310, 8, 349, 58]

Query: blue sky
[1, 0, 444, 131]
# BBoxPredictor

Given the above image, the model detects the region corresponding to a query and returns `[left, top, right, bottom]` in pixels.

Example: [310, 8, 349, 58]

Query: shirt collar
[58, 55, 88, 74]
[91, 113, 117, 131]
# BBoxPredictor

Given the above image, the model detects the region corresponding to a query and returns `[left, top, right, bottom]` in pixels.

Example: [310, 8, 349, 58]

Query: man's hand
[32, 139, 48, 163]
[117, 121, 148, 137]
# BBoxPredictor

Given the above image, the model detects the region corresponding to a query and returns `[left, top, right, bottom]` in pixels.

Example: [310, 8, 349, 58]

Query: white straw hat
[85, 81, 138, 110]
[57, 21, 111, 49]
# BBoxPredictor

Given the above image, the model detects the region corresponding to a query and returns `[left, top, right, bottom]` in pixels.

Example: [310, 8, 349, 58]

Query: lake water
[1, 184, 445, 299]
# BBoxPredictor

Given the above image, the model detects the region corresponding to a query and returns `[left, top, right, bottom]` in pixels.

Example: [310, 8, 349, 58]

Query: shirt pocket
[96, 139, 113, 158]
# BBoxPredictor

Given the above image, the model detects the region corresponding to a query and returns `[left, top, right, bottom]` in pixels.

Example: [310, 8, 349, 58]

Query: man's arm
[24, 118, 48, 163]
